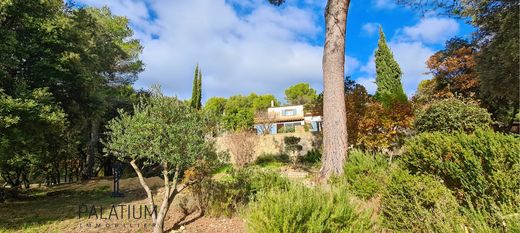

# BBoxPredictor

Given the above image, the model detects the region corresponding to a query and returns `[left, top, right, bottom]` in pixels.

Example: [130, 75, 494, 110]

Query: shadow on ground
[0, 177, 156, 232]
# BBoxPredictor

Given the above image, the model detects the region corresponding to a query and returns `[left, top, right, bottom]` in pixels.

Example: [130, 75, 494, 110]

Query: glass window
[282, 109, 296, 116]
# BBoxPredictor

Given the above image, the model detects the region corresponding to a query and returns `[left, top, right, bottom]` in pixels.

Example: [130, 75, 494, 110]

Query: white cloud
[357, 18, 447, 96]
[400, 17, 459, 44]
[361, 22, 379, 37]
[346, 55, 361, 74]
[390, 41, 434, 96]
[374, 0, 396, 9]
[77, 0, 326, 100]
[356, 77, 377, 94]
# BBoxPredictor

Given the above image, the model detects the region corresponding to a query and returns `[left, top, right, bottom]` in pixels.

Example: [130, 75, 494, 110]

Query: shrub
[414, 98, 492, 133]
[283, 136, 302, 154]
[298, 148, 321, 164]
[223, 131, 257, 167]
[246, 184, 373, 233]
[254, 153, 290, 166]
[192, 167, 289, 216]
[402, 130, 520, 211]
[381, 170, 463, 232]
[357, 101, 414, 151]
[341, 149, 391, 199]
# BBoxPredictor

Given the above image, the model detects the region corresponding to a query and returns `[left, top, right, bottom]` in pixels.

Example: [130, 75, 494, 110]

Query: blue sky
[76, 0, 474, 102]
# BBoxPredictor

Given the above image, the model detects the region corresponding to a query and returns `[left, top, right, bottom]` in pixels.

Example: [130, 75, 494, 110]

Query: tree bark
[153, 164, 181, 233]
[129, 160, 158, 224]
[319, 0, 350, 180]
[83, 119, 99, 180]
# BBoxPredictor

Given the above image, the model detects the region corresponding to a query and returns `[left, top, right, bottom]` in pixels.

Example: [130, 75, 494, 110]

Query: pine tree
[374, 26, 407, 106]
[190, 64, 202, 110]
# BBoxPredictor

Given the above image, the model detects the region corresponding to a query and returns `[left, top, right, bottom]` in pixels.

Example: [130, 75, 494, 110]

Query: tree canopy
[374, 27, 407, 106]
[0, 0, 144, 183]
[284, 83, 318, 106]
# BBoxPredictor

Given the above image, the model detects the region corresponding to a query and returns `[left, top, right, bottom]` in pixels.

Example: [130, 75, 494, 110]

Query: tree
[0, 89, 69, 188]
[222, 95, 255, 131]
[204, 97, 227, 116]
[345, 81, 369, 146]
[397, 0, 519, 129]
[374, 27, 407, 106]
[219, 94, 279, 131]
[425, 38, 479, 100]
[268, 0, 350, 179]
[357, 100, 414, 152]
[284, 83, 317, 106]
[104, 89, 219, 233]
[251, 94, 279, 111]
[190, 65, 202, 110]
[0, 1, 144, 181]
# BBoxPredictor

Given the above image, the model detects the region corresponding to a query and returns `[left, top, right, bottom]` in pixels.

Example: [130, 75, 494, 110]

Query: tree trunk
[83, 119, 99, 180]
[103, 155, 113, 176]
[319, 0, 350, 180]
[153, 163, 174, 233]
[130, 160, 158, 223]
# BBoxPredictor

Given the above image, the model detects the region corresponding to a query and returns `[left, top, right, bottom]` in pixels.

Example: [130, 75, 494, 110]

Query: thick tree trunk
[319, 0, 350, 180]
[83, 119, 99, 180]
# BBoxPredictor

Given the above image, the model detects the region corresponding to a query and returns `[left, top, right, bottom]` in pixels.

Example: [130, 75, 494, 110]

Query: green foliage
[104, 88, 218, 173]
[341, 149, 390, 199]
[254, 153, 290, 166]
[221, 94, 279, 131]
[284, 83, 317, 106]
[402, 130, 520, 212]
[204, 97, 227, 115]
[0, 89, 70, 187]
[190, 65, 202, 110]
[193, 167, 290, 216]
[0, 0, 144, 182]
[415, 98, 492, 133]
[472, 1, 519, 106]
[283, 136, 302, 152]
[251, 94, 279, 112]
[381, 170, 463, 232]
[246, 184, 373, 233]
[299, 149, 321, 164]
[374, 27, 408, 106]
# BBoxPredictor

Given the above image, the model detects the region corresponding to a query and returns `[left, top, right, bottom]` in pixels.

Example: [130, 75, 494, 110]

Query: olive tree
[104, 89, 219, 233]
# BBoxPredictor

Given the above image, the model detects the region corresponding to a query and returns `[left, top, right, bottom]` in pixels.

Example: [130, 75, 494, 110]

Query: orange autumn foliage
[357, 100, 414, 151]
[420, 39, 480, 103]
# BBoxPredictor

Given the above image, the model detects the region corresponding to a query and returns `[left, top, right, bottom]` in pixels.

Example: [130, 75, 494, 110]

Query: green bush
[298, 148, 321, 164]
[254, 153, 290, 166]
[414, 98, 492, 133]
[192, 167, 289, 216]
[402, 130, 520, 211]
[341, 149, 391, 199]
[246, 184, 373, 233]
[381, 170, 463, 232]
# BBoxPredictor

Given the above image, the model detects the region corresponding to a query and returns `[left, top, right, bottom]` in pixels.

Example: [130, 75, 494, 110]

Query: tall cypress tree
[196, 68, 202, 109]
[190, 64, 200, 109]
[190, 64, 202, 110]
[374, 26, 407, 106]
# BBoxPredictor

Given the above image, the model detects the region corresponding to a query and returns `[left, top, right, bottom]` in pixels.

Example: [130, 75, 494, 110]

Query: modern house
[254, 102, 322, 135]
